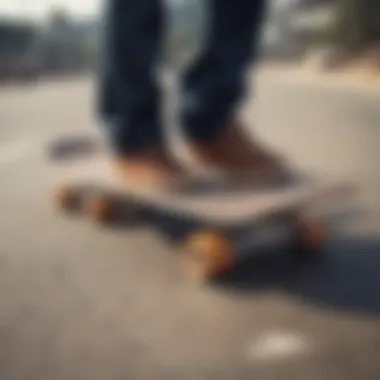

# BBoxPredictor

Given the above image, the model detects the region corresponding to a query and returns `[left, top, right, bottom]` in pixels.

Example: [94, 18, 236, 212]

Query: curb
[257, 65, 380, 95]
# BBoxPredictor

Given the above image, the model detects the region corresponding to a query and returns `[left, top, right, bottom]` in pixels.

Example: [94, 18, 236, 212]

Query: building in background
[0, 18, 40, 81]
[39, 9, 98, 75]
[0, 8, 98, 83]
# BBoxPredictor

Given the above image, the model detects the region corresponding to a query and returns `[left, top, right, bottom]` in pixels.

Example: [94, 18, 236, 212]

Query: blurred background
[1, 0, 380, 81]
[0, 1, 380, 380]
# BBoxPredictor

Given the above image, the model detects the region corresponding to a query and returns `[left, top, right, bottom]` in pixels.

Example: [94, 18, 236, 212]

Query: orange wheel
[180, 231, 235, 283]
[292, 217, 329, 258]
[86, 194, 114, 223]
[55, 185, 79, 211]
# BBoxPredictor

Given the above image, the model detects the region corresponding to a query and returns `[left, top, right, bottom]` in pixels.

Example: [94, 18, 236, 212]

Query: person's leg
[98, 0, 183, 185]
[180, 0, 283, 174]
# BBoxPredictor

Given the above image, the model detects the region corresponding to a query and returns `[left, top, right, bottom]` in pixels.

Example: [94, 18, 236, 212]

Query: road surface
[0, 75, 379, 380]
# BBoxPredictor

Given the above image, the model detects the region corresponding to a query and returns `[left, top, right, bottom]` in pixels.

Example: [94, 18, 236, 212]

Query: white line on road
[246, 330, 314, 363]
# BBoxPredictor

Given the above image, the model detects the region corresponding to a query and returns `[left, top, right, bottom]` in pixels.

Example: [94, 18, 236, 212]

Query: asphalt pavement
[0, 74, 379, 380]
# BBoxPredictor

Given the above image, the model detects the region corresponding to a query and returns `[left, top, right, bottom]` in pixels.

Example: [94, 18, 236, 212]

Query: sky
[0, 0, 192, 22]
[0, 0, 101, 21]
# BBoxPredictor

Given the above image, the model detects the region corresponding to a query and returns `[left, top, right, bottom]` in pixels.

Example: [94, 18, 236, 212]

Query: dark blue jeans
[98, 0, 266, 155]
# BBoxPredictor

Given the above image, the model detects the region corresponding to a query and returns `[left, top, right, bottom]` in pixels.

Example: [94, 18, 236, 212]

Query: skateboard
[48, 135, 353, 282]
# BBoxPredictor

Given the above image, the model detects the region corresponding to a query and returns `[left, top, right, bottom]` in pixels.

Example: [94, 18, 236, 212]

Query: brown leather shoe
[113, 145, 185, 188]
[188, 122, 288, 180]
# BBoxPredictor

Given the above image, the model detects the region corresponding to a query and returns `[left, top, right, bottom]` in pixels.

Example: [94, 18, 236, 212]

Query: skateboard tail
[252, 180, 355, 221]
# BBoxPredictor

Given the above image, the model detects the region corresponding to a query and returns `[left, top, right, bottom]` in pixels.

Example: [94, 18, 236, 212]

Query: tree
[330, 0, 380, 52]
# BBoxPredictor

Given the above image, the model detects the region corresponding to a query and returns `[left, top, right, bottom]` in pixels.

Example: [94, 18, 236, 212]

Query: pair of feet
[114, 124, 286, 187]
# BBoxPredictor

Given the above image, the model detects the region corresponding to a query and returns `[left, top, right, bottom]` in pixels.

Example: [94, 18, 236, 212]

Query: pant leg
[98, 0, 163, 155]
[180, 0, 266, 141]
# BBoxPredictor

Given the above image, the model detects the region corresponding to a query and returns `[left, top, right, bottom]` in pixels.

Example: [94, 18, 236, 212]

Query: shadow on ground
[151, 213, 380, 317]
[217, 235, 380, 317]
[105, 207, 380, 318]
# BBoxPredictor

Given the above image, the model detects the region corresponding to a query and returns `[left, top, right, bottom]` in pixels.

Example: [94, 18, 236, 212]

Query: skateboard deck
[48, 135, 351, 226]
[47, 135, 354, 282]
